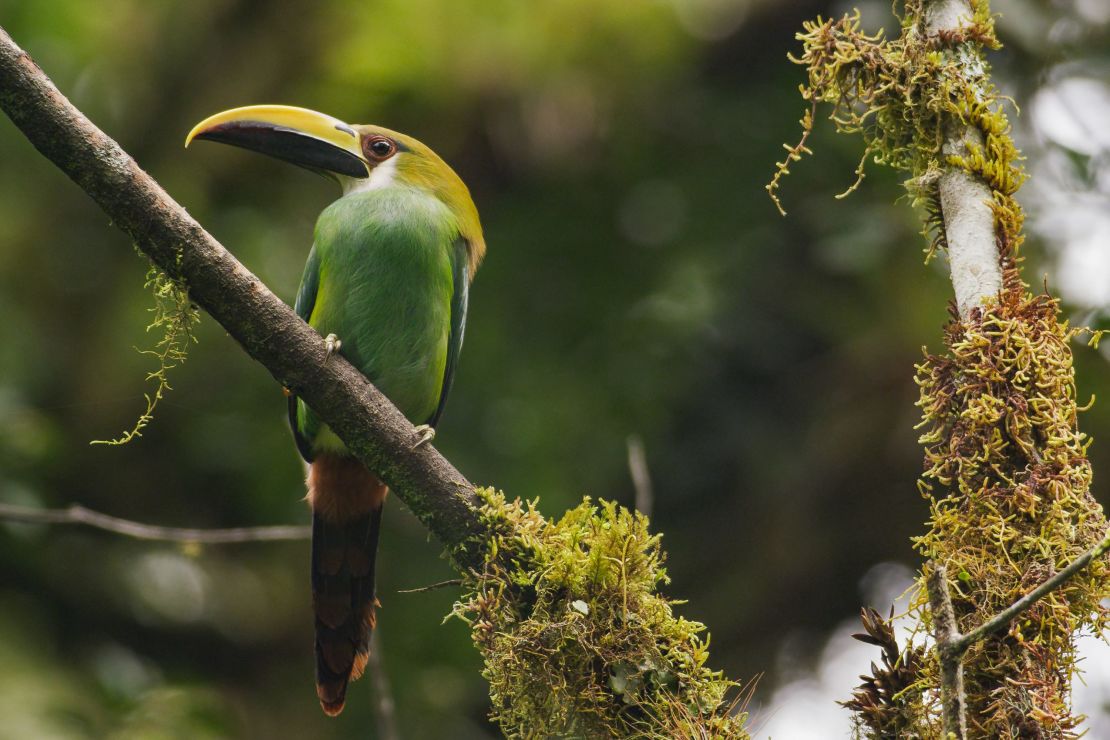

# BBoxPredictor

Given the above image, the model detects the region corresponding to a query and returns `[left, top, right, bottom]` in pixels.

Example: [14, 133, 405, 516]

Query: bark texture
[925, 0, 1003, 319]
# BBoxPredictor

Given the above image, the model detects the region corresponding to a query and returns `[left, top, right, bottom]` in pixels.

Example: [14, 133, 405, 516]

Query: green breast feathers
[292, 187, 470, 458]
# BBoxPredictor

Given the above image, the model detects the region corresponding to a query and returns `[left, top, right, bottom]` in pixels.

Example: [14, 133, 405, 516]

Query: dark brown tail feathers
[307, 453, 388, 716]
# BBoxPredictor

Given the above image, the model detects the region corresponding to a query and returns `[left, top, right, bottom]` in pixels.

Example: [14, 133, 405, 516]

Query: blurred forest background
[1, 0, 1109, 737]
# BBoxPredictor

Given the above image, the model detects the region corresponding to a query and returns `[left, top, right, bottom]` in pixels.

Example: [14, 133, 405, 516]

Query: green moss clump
[451, 489, 748, 738]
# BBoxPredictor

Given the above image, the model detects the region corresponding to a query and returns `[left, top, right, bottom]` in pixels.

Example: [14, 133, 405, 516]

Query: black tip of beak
[195, 122, 369, 179]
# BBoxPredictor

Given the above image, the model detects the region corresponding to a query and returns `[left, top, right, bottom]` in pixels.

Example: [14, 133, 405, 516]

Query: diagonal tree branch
[926, 527, 1110, 738]
[0, 26, 486, 569]
[952, 529, 1110, 654]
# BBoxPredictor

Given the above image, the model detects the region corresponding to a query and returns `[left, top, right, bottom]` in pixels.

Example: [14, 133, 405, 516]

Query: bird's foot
[412, 424, 436, 449]
[324, 333, 342, 364]
[281, 386, 293, 398]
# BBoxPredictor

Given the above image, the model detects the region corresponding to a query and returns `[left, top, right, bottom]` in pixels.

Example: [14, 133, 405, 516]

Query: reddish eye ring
[364, 136, 396, 160]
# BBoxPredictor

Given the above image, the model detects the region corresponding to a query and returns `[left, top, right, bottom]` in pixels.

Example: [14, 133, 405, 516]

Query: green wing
[427, 238, 470, 428]
[288, 244, 321, 462]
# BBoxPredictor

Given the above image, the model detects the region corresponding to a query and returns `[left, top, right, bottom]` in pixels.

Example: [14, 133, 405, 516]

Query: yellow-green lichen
[93, 256, 199, 446]
[767, 1, 1022, 265]
[451, 489, 748, 739]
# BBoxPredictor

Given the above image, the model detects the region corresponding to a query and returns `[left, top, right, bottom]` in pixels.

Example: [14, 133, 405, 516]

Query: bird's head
[186, 104, 484, 270]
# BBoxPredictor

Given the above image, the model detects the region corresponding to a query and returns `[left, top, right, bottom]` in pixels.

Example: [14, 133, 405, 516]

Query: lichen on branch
[766, 1, 1018, 271]
[451, 490, 748, 739]
[92, 255, 199, 446]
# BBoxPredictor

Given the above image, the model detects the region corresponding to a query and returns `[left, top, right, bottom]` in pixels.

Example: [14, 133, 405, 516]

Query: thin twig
[954, 529, 1110, 654]
[0, 502, 308, 543]
[925, 563, 967, 739]
[396, 578, 462, 594]
[626, 434, 654, 519]
[368, 630, 400, 740]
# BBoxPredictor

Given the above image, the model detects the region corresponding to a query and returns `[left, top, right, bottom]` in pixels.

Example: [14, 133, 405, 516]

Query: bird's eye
[364, 137, 396, 160]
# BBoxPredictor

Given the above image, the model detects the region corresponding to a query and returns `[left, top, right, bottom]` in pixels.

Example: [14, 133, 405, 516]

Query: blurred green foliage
[1, 0, 1108, 736]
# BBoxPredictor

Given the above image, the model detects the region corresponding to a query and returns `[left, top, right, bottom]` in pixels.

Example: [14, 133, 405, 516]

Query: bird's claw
[324, 333, 342, 364]
[412, 424, 436, 449]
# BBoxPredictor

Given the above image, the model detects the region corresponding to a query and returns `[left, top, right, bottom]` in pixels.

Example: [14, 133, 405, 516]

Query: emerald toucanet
[186, 105, 484, 716]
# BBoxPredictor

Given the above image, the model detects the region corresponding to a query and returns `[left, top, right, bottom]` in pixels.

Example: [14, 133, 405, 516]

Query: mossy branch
[0, 26, 748, 736]
[773, 1, 1109, 736]
[768, 0, 1018, 315]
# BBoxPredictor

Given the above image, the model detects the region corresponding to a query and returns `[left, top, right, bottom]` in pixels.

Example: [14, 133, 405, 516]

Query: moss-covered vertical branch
[925, 0, 1003, 319]
[771, 1, 1108, 736]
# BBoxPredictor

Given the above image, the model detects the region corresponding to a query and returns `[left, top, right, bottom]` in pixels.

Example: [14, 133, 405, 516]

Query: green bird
[186, 105, 484, 716]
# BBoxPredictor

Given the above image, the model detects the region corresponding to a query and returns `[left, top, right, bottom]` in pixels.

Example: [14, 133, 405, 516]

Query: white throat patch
[342, 154, 400, 195]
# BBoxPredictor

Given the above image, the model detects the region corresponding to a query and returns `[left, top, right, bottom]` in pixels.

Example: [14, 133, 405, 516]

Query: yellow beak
[186, 104, 370, 178]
